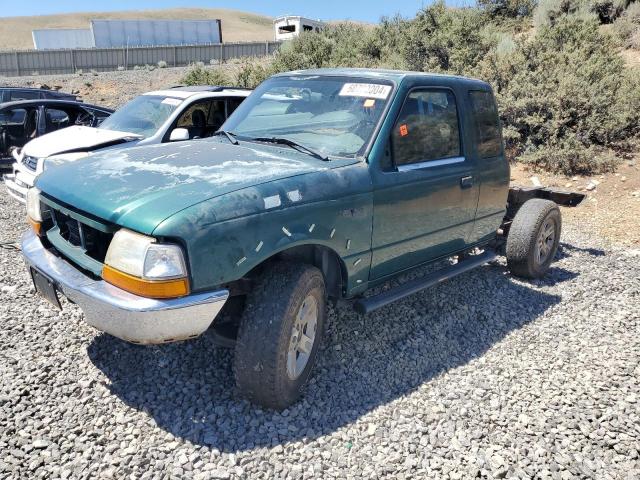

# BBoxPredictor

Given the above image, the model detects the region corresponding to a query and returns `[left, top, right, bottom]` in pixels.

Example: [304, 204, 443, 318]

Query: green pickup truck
[22, 68, 584, 409]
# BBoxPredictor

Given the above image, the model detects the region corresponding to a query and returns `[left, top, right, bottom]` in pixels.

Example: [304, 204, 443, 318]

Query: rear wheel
[506, 199, 561, 279]
[234, 262, 326, 409]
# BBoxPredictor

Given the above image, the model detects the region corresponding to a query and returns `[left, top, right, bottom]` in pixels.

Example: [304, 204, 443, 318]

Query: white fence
[0, 41, 281, 77]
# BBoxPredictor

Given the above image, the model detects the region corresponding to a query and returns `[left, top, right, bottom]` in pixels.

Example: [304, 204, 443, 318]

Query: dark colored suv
[0, 88, 77, 103]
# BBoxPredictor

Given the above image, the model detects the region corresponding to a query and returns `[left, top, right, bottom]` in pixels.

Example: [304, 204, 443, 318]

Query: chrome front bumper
[21, 230, 229, 344]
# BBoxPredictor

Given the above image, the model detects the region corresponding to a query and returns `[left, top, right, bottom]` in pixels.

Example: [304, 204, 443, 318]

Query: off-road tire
[506, 199, 561, 279]
[234, 262, 326, 409]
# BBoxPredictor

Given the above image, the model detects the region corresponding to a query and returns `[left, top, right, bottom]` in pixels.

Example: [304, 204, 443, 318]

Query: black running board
[354, 250, 497, 315]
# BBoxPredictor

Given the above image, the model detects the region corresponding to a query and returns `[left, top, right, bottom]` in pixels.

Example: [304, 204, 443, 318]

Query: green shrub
[234, 58, 270, 88]
[612, 1, 640, 46]
[271, 31, 335, 71]
[533, 0, 635, 24]
[534, 0, 592, 25]
[401, 2, 495, 74]
[182, 64, 232, 86]
[479, 0, 538, 17]
[477, 16, 640, 173]
[518, 141, 619, 174]
[268, 21, 408, 71]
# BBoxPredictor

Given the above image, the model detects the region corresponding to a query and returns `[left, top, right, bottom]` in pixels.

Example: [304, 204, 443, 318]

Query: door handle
[460, 176, 473, 189]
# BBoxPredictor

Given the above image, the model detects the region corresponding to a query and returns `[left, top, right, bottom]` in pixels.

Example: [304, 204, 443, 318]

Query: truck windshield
[98, 95, 181, 138]
[222, 76, 394, 158]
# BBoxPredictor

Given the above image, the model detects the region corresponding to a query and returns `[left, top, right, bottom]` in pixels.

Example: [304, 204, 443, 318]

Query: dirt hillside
[0, 8, 274, 51]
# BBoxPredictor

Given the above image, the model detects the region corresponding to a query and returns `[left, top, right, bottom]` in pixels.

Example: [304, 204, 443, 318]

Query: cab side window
[44, 108, 70, 132]
[469, 90, 502, 158]
[0, 108, 27, 125]
[392, 89, 461, 167]
[207, 100, 226, 131]
[226, 98, 244, 117]
[9, 90, 39, 101]
[177, 101, 211, 129]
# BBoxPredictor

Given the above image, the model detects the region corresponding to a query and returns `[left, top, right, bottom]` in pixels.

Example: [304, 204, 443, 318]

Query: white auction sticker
[339, 83, 392, 99]
[162, 97, 182, 106]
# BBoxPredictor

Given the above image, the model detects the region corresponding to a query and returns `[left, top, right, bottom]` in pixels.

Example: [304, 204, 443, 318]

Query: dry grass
[0, 8, 274, 51]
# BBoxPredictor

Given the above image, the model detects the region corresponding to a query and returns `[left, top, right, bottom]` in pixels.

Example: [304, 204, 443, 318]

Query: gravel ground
[1, 184, 639, 480]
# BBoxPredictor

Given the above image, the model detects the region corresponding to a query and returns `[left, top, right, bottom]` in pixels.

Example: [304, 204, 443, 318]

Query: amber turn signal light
[102, 265, 190, 299]
[28, 216, 42, 236]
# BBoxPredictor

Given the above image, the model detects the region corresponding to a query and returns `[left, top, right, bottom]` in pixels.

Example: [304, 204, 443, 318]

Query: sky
[3, 0, 470, 23]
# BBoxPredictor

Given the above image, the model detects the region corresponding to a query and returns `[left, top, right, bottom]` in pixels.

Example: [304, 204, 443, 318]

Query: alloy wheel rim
[287, 294, 318, 380]
[535, 218, 556, 265]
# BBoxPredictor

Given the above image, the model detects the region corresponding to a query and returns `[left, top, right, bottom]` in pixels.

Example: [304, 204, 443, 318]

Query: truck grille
[22, 155, 38, 171]
[49, 207, 113, 264]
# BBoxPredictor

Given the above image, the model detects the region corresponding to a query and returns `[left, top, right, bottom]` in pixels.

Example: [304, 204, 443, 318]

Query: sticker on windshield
[363, 99, 376, 108]
[339, 83, 391, 99]
[162, 98, 182, 106]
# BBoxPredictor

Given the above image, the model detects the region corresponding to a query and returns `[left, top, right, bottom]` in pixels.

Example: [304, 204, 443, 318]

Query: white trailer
[91, 19, 223, 48]
[32, 28, 95, 50]
[273, 16, 325, 41]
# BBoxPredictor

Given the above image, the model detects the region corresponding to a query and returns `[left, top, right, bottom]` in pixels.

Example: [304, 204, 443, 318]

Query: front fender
[154, 164, 373, 296]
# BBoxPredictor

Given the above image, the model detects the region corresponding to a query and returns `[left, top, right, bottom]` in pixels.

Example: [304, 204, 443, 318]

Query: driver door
[370, 87, 479, 279]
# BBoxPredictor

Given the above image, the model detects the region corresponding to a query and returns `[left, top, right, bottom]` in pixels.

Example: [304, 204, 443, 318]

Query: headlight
[26, 187, 43, 222]
[143, 244, 188, 279]
[103, 229, 189, 298]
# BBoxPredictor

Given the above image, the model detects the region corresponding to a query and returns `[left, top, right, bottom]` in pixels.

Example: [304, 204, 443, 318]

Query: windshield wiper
[252, 136, 329, 161]
[214, 130, 239, 145]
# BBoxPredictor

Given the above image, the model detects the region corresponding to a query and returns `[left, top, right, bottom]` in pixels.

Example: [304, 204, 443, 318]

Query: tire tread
[234, 261, 324, 409]
[506, 199, 561, 279]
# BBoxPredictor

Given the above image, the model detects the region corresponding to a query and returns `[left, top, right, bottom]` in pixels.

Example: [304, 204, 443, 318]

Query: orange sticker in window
[364, 99, 375, 108]
[399, 124, 409, 137]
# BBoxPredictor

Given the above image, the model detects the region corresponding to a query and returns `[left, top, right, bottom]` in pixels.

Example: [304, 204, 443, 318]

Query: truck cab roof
[275, 67, 492, 90]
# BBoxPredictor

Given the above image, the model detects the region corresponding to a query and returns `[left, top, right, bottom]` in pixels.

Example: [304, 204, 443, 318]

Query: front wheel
[506, 199, 562, 279]
[234, 262, 326, 409]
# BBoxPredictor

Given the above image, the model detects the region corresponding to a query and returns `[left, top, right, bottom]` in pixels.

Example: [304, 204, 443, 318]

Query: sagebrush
[182, 64, 232, 87]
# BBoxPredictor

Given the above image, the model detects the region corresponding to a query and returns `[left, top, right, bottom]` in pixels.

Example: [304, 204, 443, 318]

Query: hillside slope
[0, 8, 274, 50]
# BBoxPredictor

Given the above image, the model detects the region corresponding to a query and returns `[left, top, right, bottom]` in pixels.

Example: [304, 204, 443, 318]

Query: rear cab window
[469, 90, 502, 158]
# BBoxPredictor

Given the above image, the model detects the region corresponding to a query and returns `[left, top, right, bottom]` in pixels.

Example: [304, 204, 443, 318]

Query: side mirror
[169, 128, 189, 142]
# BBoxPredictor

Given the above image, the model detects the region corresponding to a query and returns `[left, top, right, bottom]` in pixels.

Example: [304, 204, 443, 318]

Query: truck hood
[36, 139, 357, 234]
[23, 125, 141, 159]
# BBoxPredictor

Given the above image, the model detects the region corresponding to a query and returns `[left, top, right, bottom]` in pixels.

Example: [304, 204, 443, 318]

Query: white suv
[4, 86, 251, 203]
